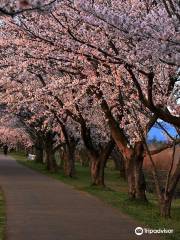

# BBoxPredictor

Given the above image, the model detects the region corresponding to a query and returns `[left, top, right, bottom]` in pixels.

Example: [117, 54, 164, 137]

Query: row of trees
[0, 0, 179, 218]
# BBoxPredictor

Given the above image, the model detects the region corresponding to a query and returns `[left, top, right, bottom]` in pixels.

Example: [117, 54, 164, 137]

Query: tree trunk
[34, 145, 44, 163]
[59, 157, 64, 170]
[111, 149, 126, 179]
[45, 146, 57, 172]
[160, 196, 172, 218]
[79, 149, 90, 167]
[63, 145, 76, 177]
[91, 160, 100, 185]
[91, 158, 105, 186]
[59, 148, 65, 169]
[125, 154, 147, 201]
[63, 151, 69, 175]
[126, 157, 136, 199]
[120, 158, 126, 180]
[113, 138, 147, 201]
[68, 150, 75, 177]
[44, 136, 57, 172]
[99, 165, 105, 185]
[89, 140, 114, 187]
[42, 131, 59, 172]
[133, 143, 147, 202]
[64, 150, 75, 177]
[159, 159, 180, 218]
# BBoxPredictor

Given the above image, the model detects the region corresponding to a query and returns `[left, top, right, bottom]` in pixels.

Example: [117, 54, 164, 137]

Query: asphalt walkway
[0, 155, 157, 240]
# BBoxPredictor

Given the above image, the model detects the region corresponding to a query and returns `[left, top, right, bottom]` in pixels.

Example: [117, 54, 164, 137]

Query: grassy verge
[12, 152, 180, 240]
[0, 189, 5, 240]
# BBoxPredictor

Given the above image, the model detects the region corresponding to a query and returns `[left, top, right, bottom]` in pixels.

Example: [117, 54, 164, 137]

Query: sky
[147, 121, 178, 142]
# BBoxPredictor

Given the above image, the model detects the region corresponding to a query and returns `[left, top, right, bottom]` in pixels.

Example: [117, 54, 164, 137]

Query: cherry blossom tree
[0, 114, 33, 151]
[0, 0, 179, 213]
[50, 0, 179, 126]
[0, 0, 58, 17]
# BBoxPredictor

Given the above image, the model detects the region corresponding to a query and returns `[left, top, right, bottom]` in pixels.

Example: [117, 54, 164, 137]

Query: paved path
[0, 155, 156, 240]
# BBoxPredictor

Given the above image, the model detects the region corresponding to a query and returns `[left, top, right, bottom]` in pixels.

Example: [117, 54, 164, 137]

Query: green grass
[0, 189, 5, 240]
[12, 152, 180, 240]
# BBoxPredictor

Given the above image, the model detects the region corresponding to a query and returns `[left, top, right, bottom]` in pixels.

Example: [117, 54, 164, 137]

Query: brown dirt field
[143, 146, 180, 171]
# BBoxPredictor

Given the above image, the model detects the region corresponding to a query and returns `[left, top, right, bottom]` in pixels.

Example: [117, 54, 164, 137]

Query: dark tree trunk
[126, 157, 136, 199]
[63, 151, 69, 175]
[79, 149, 90, 167]
[91, 157, 106, 186]
[67, 150, 75, 177]
[110, 128, 147, 201]
[58, 148, 64, 169]
[63, 148, 76, 177]
[112, 156, 120, 170]
[90, 140, 114, 187]
[159, 160, 180, 218]
[57, 120, 77, 177]
[160, 196, 172, 218]
[119, 158, 126, 180]
[111, 148, 126, 179]
[34, 144, 44, 163]
[45, 146, 57, 172]
[133, 142, 147, 202]
[59, 158, 64, 169]
[44, 134, 57, 172]
[91, 159, 101, 185]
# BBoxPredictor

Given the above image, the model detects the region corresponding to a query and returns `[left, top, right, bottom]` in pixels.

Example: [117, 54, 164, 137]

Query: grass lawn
[12, 152, 180, 240]
[0, 189, 5, 240]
